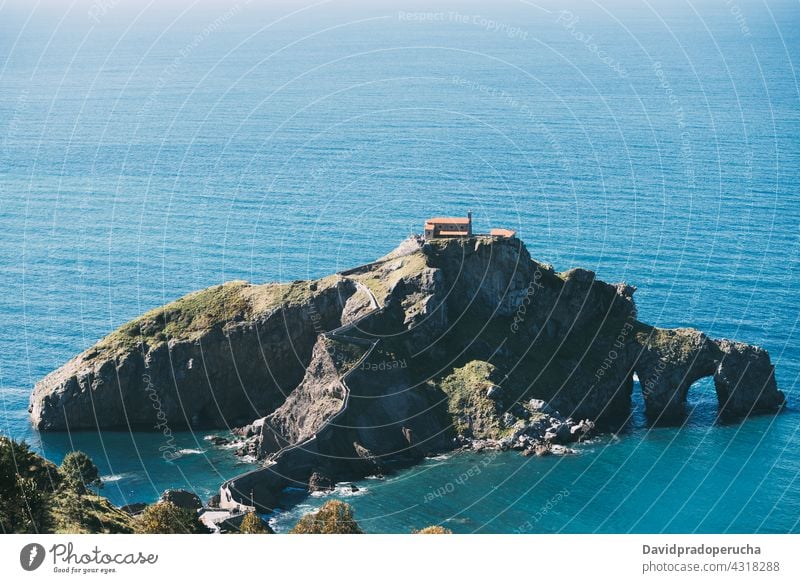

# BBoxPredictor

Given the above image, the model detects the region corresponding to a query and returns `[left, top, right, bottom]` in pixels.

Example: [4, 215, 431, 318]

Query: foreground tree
[413, 525, 453, 534]
[289, 499, 362, 534]
[238, 511, 271, 534]
[135, 501, 208, 534]
[0, 437, 59, 533]
[0, 439, 133, 533]
[59, 451, 102, 494]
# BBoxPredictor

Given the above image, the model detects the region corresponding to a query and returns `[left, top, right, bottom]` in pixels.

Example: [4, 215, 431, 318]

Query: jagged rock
[340, 285, 375, 324]
[486, 385, 502, 400]
[632, 327, 785, 421]
[570, 419, 595, 440]
[308, 472, 335, 493]
[527, 443, 551, 457]
[159, 489, 202, 510]
[510, 403, 530, 420]
[234, 418, 264, 439]
[353, 442, 379, 463]
[541, 420, 573, 444]
[714, 340, 785, 416]
[528, 399, 555, 414]
[632, 327, 720, 419]
[255, 337, 349, 458]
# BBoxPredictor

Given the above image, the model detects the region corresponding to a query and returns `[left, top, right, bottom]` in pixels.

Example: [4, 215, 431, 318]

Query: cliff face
[218, 236, 784, 511]
[30, 277, 356, 430]
[31, 235, 785, 509]
[256, 336, 351, 456]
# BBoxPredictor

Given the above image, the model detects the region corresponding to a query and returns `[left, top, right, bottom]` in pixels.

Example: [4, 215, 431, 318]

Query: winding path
[220, 277, 383, 511]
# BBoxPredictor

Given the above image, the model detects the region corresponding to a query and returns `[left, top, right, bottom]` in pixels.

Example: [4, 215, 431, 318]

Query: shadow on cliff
[29, 235, 786, 513]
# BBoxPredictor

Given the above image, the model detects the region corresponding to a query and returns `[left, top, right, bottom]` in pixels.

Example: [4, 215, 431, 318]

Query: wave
[101, 472, 133, 483]
[444, 517, 472, 525]
[221, 441, 245, 450]
[175, 448, 205, 456]
[268, 503, 317, 533]
[427, 454, 451, 461]
[309, 483, 366, 498]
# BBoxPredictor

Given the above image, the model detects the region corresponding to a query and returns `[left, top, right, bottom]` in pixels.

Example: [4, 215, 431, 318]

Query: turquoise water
[270, 390, 800, 533]
[1, 0, 798, 532]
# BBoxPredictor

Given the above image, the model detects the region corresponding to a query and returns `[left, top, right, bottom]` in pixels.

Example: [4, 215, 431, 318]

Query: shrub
[238, 512, 271, 534]
[289, 500, 362, 534]
[0, 437, 58, 533]
[135, 502, 208, 534]
[413, 525, 453, 534]
[0, 439, 133, 534]
[51, 492, 134, 534]
[59, 451, 102, 494]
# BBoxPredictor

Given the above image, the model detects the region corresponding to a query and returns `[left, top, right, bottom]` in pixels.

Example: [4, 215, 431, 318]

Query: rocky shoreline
[30, 235, 785, 512]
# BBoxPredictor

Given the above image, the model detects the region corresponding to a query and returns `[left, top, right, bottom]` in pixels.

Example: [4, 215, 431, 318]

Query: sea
[0, 0, 798, 533]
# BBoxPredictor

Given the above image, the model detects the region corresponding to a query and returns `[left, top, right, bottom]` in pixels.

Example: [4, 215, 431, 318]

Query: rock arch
[632, 326, 785, 421]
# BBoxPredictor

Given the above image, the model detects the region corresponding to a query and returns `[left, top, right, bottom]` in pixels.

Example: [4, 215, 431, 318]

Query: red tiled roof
[425, 217, 470, 225]
[490, 228, 516, 238]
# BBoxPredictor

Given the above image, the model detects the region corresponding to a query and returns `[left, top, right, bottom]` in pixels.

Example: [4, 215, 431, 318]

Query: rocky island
[30, 233, 785, 512]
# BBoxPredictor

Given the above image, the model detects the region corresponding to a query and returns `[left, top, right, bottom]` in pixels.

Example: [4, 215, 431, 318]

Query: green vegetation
[0, 437, 57, 533]
[134, 501, 208, 534]
[99, 281, 253, 351]
[289, 500, 362, 534]
[326, 335, 369, 372]
[633, 323, 708, 359]
[59, 451, 102, 494]
[94, 276, 343, 355]
[237, 511, 271, 534]
[1, 438, 134, 533]
[352, 252, 429, 305]
[438, 361, 508, 440]
[413, 525, 453, 534]
[48, 450, 131, 533]
[50, 493, 134, 534]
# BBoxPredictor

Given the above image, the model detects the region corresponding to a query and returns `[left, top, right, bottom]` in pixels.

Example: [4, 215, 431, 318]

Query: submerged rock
[206, 435, 230, 446]
[307, 472, 335, 493]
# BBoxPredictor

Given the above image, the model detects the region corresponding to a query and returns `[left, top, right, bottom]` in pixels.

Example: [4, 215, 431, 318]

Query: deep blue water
[0, 0, 798, 533]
